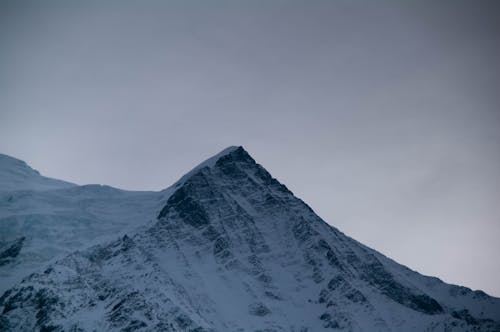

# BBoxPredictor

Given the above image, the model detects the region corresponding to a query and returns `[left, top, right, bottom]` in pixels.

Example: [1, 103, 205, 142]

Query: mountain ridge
[0, 147, 499, 331]
[0, 154, 75, 192]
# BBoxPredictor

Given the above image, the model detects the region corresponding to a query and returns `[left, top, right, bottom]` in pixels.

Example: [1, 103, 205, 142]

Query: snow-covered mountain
[0, 154, 166, 295]
[0, 147, 499, 331]
[0, 154, 75, 192]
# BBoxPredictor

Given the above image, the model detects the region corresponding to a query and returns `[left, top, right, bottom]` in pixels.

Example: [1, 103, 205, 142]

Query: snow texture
[0, 147, 499, 331]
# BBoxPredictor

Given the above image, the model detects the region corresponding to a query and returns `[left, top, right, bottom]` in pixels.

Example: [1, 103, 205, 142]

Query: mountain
[0, 154, 75, 192]
[0, 154, 166, 295]
[0, 147, 499, 331]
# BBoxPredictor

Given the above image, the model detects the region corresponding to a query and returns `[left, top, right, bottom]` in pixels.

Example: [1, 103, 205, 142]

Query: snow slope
[0, 147, 499, 331]
[0, 154, 168, 295]
[0, 154, 75, 192]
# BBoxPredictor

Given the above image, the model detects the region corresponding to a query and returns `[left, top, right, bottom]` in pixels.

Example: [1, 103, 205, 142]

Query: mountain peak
[188, 145, 249, 170]
[0, 153, 38, 174]
[171, 146, 253, 187]
[214, 145, 256, 166]
[0, 153, 75, 192]
[157, 145, 289, 221]
[2, 148, 500, 331]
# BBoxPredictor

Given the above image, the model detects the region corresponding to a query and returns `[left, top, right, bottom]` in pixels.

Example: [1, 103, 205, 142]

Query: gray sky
[1, 0, 499, 296]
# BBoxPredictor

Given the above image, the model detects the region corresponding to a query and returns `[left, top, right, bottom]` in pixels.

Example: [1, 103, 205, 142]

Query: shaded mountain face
[0, 147, 499, 331]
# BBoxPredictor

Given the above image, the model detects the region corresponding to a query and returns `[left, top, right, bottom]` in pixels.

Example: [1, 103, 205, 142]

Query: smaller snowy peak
[0, 154, 39, 175]
[0, 153, 75, 192]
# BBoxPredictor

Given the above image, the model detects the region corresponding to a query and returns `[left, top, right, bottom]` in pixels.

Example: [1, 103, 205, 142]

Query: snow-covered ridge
[0, 153, 165, 295]
[0, 147, 244, 295]
[0, 154, 75, 192]
[0, 147, 499, 331]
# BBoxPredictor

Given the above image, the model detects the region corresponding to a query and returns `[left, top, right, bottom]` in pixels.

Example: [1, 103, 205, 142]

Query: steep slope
[0, 147, 499, 331]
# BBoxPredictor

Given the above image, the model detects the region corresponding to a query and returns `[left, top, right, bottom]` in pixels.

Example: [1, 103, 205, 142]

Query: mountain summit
[0, 154, 74, 192]
[1, 147, 499, 331]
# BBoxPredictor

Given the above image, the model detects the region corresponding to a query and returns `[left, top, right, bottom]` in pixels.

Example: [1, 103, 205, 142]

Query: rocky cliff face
[1, 147, 499, 331]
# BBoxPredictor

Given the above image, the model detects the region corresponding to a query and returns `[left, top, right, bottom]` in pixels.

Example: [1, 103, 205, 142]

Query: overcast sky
[1, 0, 499, 296]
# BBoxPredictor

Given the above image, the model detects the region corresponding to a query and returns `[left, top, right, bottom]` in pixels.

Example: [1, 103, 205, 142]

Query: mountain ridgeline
[0, 147, 499, 331]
